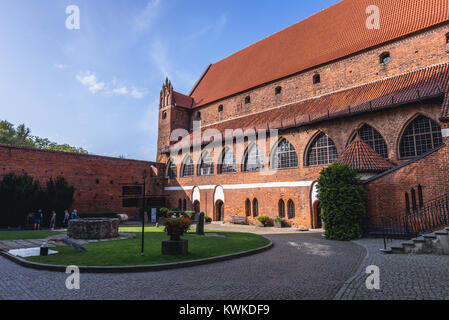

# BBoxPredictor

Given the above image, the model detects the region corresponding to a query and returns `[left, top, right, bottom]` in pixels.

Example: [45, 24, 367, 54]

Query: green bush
[159, 207, 170, 218]
[257, 216, 271, 226]
[204, 216, 212, 223]
[182, 211, 196, 220]
[0, 173, 75, 228]
[317, 163, 366, 241]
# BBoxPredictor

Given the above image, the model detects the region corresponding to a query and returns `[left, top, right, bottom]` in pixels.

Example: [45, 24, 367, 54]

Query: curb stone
[333, 240, 369, 300]
[0, 238, 273, 274]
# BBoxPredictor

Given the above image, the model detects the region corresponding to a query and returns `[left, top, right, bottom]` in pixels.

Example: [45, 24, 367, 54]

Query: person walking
[63, 210, 70, 228]
[33, 209, 43, 230]
[70, 209, 79, 220]
[50, 211, 57, 230]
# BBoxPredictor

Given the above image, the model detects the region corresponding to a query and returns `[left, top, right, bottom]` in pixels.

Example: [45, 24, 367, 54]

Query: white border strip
[165, 181, 313, 191]
[442, 128, 449, 138]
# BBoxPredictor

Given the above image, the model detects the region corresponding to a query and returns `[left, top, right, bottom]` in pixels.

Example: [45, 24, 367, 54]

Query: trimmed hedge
[317, 163, 366, 241]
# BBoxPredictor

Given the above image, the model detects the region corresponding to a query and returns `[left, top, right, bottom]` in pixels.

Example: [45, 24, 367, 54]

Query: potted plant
[257, 216, 271, 227]
[274, 217, 285, 228]
[163, 216, 192, 241]
[161, 216, 192, 255]
[204, 216, 212, 224]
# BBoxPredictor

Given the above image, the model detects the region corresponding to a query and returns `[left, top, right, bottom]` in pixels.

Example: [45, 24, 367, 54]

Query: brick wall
[0, 145, 165, 216]
[164, 102, 444, 228]
[364, 139, 449, 228]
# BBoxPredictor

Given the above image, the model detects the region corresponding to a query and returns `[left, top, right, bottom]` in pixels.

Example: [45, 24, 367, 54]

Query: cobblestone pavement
[0, 230, 365, 300]
[337, 238, 449, 300]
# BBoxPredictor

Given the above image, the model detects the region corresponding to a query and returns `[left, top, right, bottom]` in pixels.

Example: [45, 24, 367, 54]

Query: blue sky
[0, 0, 339, 161]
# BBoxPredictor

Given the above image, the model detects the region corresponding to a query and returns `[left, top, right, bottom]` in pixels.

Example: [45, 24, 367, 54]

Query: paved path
[337, 238, 449, 300]
[0, 239, 50, 251]
[0, 230, 365, 300]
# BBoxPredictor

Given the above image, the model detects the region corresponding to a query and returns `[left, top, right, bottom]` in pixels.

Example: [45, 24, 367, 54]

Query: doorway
[215, 201, 224, 221]
[312, 200, 323, 229]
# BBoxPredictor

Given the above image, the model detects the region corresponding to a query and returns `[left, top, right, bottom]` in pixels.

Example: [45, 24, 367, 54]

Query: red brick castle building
[157, 0, 449, 229]
[2, 0, 449, 231]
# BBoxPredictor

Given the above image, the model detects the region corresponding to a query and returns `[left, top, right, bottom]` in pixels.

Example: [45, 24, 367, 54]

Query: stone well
[68, 218, 120, 240]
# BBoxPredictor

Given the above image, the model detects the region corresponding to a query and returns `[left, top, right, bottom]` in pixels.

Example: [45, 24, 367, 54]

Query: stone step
[402, 242, 415, 247]
[413, 238, 426, 243]
[390, 246, 405, 253]
[435, 230, 449, 236]
[380, 248, 392, 254]
[423, 234, 437, 240]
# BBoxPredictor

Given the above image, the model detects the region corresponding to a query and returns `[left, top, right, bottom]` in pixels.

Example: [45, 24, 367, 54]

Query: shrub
[159, 207, 170, 218]
[0, 173, 41, 228]
[257, 216, 271, 226]
[204, 216, 212, 223]
[182, 211, 196, 220]
[0, 172, 76, 228]
[317, 163, 366, 241]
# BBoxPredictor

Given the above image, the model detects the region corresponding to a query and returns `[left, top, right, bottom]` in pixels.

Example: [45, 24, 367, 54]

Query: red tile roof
[337, 138, 394, 173]
[189, 0, 449, 107]
[165, 63, 449, 152]
[173, 91, 193, 109]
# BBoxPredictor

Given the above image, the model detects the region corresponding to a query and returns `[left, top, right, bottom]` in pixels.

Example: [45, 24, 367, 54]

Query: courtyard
[0, 225, 446, 300]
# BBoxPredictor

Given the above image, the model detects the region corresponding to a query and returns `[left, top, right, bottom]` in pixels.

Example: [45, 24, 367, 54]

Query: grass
[24, 227, 270, 266]
[0, 230, 63, 240]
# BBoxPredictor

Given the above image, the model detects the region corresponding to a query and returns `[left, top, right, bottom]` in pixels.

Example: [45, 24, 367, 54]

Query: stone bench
[230, 216, 247, 225]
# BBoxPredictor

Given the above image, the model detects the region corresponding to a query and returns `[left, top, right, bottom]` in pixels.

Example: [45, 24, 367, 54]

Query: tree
[0, 120, 88, 154]
[317, 163, 366, 241]
[0, 173, 76, 228]
[0, 173, 41, 228]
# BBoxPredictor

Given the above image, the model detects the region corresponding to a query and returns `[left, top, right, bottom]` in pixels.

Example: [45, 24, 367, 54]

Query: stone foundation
[68, 218, 120, 240]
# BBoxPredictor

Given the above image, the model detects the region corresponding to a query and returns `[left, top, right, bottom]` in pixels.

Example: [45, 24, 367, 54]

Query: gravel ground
[0, 229, 365, 300]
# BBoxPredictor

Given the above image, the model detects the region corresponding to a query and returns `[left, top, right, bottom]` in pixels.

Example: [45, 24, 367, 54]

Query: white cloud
[76, 71, 148, 99]
[76, 71, 105, 94]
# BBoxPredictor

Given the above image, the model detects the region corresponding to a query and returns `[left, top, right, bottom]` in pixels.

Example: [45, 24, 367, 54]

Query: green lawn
[0, 230, 63, 240]
[25, 227, 270, 266]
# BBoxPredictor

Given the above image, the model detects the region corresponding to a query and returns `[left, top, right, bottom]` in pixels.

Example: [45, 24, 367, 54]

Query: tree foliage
[317, 163, 366, 241]
[0, 173, 75, 228]
[0, 120, 88, 154]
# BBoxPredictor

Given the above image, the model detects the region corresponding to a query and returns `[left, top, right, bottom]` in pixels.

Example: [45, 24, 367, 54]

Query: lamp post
[141, 169, 147, 256]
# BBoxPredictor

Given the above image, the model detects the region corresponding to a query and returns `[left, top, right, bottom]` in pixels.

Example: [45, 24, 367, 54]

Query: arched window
[287, 200, 295, 219]
[181, 156, 194, 177]
[305, 133, 338, 166]
[278, 200, 285, 218]
[218, 148, 236, 174]
[178, 199, 182, 210]
[271, 139, 298, 169]
[252, 199, 259, 217]
[350, 124, 388, 158]
[243, 144, 265, 172]
[218, 105, 224, 112]
[313, 74, 321, 84]
[183, 199, 187, 211]
[245, 96, 251, 104]
[405, 193, 411, 215]
[399, 116, 443, 159]
[166, 159, 177, 179]
[418, 185, 424, 209]
[245, 199, 251, 217]
[198, 151, 214, 176]
[446, 33, 449, 44]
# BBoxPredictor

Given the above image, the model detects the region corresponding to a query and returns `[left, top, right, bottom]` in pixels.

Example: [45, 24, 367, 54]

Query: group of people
[32, 209, 79, 230]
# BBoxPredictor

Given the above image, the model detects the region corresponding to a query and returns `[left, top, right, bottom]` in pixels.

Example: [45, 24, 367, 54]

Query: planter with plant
[161, 216, 192, 255]
[204, 216, 212, 223]
[274, 217, 285, 228]
[257, 216, 271, 227]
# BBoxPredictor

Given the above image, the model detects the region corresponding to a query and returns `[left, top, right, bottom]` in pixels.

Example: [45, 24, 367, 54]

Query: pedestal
[162, 239, 188, 256]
